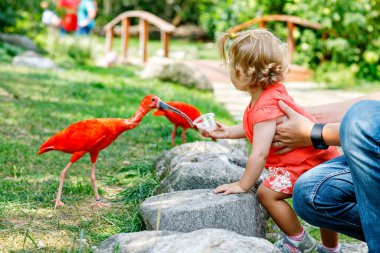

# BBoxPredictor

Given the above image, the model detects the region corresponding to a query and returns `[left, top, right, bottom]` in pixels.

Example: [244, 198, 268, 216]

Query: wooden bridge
[103, 13, 322, 81]
[103, 10, 176, 62]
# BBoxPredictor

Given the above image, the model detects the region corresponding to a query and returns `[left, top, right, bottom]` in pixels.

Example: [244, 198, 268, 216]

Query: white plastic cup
[193, 113, 217, 134]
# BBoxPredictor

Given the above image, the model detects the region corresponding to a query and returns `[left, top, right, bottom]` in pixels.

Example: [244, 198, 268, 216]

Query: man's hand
[213, 182, 247, 195]
[273, 100, 314, 154]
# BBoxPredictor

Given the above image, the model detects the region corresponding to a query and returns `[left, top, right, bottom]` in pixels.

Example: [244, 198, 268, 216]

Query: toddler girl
[208, 29, 342, 253]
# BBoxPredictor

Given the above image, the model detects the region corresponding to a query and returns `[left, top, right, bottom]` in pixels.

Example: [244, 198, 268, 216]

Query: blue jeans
[293, 100, 380, 252]
[76, 25, 93, 36]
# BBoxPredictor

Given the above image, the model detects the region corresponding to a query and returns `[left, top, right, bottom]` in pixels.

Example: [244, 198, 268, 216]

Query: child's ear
[235, 67, 242, 78]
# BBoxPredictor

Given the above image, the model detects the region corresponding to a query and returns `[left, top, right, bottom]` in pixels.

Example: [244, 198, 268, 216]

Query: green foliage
[0, 1, 18, 30]
[314, 62, 357, 89]
[5, 0, 380, 75]
[0, 42, 24, 56]
[3, 0, 379, 84]
[197, 0, 380, 82]
[0, 42, 24, 63]
[0, 1, 44, 36]
[37, 35, 96, 66]
[95, 0, 213, 27]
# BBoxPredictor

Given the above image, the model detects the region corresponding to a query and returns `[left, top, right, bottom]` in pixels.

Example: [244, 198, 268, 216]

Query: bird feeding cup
[193, 113, 217, 134]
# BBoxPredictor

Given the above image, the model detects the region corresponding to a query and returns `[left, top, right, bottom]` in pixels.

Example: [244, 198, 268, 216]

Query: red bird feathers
[39, 118, 134, 163]
[153, 101, 201, 146]
[38, 95, 193, 209]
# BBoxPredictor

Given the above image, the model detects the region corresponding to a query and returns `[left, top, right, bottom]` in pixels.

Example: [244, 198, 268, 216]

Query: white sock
[287, 227, 306, 243]
[320, 244, 341, 253]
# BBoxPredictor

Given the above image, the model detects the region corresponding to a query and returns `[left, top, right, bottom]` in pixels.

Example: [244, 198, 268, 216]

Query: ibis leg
[53, 162, 72, 209]
[171, 125, 178, 146]
[90, 163, 109, 208]
[181, 129, 187, 143]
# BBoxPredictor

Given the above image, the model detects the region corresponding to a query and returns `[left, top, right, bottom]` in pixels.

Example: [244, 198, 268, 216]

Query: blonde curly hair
[218, 29, 288, 92]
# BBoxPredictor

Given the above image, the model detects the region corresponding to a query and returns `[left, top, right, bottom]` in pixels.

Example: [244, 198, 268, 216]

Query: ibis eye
[151, 98, 155, 102]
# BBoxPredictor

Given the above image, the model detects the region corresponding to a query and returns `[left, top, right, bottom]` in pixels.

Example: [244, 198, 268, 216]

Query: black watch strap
[310, 123, 329, 149]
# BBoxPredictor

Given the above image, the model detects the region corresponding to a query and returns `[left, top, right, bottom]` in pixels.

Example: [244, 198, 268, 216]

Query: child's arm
[204, 122, 246, 139]
[213, 119, 276, 194]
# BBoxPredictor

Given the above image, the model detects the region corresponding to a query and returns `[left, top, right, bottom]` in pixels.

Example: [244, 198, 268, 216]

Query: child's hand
[213, 182, 247, 195]
[201, 122, 230, 139]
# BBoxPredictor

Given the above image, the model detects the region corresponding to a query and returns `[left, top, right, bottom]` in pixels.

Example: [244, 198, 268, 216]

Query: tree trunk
[103, 0, 112, 16]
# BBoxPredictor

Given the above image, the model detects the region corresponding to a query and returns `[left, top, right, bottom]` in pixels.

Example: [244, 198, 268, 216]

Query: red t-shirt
[243, 83, 340, 169]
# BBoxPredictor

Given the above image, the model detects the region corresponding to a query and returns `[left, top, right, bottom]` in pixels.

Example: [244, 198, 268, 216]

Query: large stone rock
[96, 230, 175, 253]
[140, 189, 267, 237]
[96, 228, 279, 253]
[140, 57, 212, 90]
[341, 243, 368, 253]
[169, 151, 247, 172]
[154, 141, 245, 178]
[156, 152, 257, 193]
[0, 33, 39, 51]
[216, 138, 248, 156]
[12, 51, 57, 69]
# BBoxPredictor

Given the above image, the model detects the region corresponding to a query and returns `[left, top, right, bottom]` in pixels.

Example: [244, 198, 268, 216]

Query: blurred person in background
[76, 0, 97, 35]
[41, 1, 60, 27]
[58, 0, 79, 34]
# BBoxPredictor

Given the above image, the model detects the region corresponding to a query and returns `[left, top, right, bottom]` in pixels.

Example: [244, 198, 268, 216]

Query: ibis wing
[44, 119, 111, 152]
[153, 110, 166, 116]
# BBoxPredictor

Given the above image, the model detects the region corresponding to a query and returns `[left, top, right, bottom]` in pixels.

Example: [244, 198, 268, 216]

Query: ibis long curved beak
[158, 100, 194, 127]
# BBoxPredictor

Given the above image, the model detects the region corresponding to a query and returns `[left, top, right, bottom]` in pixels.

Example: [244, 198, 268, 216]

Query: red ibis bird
[153, 101, 201, 146]
[38, 95, 193, 209]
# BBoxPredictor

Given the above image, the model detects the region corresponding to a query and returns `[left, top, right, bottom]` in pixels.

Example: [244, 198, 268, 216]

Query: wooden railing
[229, 15, 322, 63]
[104, 10, 176, 62]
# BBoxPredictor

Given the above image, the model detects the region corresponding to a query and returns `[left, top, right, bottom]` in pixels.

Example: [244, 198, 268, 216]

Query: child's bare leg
[257, 184, 302, 236]
[258, 184, 317, 251]
[319, 228, 341, 252]
[320, 228, 339, 247]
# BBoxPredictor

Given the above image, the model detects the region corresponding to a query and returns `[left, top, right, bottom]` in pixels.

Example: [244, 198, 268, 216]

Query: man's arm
[273, 92, 380, 154]
[322, 123, 341, 146]
[306, 91, 380, 123]
[277, 101, 341, 145]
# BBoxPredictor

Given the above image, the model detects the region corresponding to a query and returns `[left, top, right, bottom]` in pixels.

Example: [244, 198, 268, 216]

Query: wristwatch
[310, 123, 329, 149]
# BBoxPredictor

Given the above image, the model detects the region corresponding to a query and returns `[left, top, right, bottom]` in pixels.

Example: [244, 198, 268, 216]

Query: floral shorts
[263, 166, 310, 195]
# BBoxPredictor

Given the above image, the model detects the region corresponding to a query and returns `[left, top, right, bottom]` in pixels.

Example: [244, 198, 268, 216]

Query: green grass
[0, 62, 234, 252]
[94, 36, 220, 60]
[32, 33, 220, 67]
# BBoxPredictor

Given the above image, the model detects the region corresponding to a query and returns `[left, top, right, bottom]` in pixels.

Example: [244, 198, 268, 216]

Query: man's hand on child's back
[273, 100, 314, 154]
